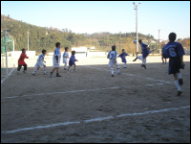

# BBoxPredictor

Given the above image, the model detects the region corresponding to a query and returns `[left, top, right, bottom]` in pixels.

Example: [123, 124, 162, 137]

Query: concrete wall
[88, 52, 106, 57]
[185, 49, 190, 55]
[8, 51, 36, 58]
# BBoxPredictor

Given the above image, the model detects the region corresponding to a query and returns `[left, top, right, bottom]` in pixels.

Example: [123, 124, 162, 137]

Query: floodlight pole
[4, 30, 8, 75]
[133, 2, 141, 56]
[27, 31, 29, 51]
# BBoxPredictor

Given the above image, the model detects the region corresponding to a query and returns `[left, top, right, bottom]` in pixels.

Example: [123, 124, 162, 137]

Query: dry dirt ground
[1, 57, 190, 143]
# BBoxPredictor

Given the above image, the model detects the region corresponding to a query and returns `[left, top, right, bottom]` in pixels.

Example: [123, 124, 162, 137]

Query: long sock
[143, 59, 146, 65]
[65, 63, 67, 69]
[111, 68, 114, 75]
[178, 73, 182, 79]
[117, 66, 120, 73]
[44, 67, 46, 73]
[175, 80, 182, 91]
[124, 63, 126, 67]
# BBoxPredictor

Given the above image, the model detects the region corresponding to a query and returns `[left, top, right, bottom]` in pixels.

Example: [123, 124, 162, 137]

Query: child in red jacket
[17, 48, 29, 75]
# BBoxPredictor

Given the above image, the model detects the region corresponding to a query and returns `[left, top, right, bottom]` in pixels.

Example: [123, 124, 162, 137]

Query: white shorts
[35, 62, 45, 67]
[137, 55, 143, 61]
[109, 60, 118, 67]
[53, 58, 61, 67]
[63, 58, 67, 64]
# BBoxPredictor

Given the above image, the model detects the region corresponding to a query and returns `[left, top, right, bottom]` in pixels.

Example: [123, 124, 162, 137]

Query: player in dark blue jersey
[67, 51, 78, 73]
[138, 39, 150, 69]
[118, 49, 128, 68]
[163, 32, 185, 96]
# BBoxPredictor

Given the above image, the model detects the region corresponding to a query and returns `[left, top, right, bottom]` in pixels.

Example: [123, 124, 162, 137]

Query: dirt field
[1, 57, 190, 143]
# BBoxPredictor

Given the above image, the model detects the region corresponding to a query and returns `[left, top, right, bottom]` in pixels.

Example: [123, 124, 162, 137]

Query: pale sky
[1, 1, 190, 40]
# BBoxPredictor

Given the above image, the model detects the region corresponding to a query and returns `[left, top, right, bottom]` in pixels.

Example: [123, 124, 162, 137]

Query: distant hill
[1, 14, 168, 55]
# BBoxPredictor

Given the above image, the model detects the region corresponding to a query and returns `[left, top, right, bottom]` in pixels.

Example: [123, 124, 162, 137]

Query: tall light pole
[27, 31, 29, 51]
[133, 2, 141, 56]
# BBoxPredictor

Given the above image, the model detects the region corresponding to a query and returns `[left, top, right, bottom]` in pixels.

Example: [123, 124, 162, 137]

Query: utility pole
[27, 31, 29, 51]
[133, 2, 141, 56]
[158, 29, 160, 54]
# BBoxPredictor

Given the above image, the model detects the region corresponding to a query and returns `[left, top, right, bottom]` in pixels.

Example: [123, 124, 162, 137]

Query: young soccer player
[49, 42, 62, 78]
[17, 48, 29, 75]
[133, 48, 157, 63]
[63, 47, 69, 70]
[32, 49, 48, 75]
[107, 45, 121, 77]
[118, 49, 128, 68]
[67, 51, 78, 73]
[138, 39, 150, 69]
[163, 32, 185, 96]
[161, 43, 167, 64]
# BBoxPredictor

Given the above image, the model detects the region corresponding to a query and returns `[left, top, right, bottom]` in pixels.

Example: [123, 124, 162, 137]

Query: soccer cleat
[64, 68, 67, 70]
[23, 71, 26, 73]
[49, 72, 53, 78]
[177, 90, 182, 96]
[142, 65, 146, 69]
[179, 78, 183, 85]
[44, 72, 49, 75]
[111, 74, 114, 77]
[73, 69, 76, 72]
[17, 71, 20, 75]
[56, 74, 62, 77]
[32, 73, 36, 76]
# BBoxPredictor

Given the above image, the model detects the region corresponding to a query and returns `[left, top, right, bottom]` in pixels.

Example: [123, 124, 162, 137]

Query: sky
[1, 1, 190, 40]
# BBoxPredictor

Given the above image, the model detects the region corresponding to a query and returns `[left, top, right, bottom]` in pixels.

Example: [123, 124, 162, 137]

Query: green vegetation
[2, 14, 189, 56]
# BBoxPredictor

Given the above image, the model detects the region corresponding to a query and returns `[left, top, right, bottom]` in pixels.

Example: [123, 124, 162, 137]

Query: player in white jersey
[63, 47, 69, 70]
[107, 45, 121, 77]
[49, 42, 62, 77]
[32, 49, 48, 75]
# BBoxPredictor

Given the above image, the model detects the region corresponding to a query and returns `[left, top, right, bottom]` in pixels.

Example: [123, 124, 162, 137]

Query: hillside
[1, 14, 161, 55]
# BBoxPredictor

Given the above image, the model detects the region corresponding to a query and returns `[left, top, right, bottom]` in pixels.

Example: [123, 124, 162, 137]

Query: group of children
[17, 42, 78, 77]
[107, 32, 185, 96]
[17, 32, 185, 96]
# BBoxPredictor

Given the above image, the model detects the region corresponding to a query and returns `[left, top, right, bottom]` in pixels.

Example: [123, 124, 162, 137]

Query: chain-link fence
[1, 31, 14, 78]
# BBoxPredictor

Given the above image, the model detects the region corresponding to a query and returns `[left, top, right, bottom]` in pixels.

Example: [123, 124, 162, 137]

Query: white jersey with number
[108, 51, 118, 67]
[53, 47, 61, 67]
[63, 51, 69, 64]
[35, 54, 45, 67]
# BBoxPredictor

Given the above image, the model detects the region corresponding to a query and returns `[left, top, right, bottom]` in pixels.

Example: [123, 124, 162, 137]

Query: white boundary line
[2, 105, 190, 134]
[2, 82, 165, 100]
[1, 87, 119, 100]
[1, 68, 15, 84]
[84, 66, 173, 84]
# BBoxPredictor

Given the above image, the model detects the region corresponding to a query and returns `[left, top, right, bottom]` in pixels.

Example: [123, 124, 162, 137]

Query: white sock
[65, 63, 67, 69]
[175, 80, 182, 91]
[117, 66, 120, 73]
[143, 59, 146, 65]
[44, 67, 46, 73]
[124, 63, 126, 67]
[111, 68, 114, 75]
[178, 73, 182, 79]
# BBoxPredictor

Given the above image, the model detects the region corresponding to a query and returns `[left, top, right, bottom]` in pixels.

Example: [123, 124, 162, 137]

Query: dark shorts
[162, 54, 167, 59]
[69, 61, 75, 66]
[143, 52, 149, 58]
[168, 58, 183, 75]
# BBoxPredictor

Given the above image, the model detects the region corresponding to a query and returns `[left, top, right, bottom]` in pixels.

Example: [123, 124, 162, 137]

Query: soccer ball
[134, 40, 137, 44]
